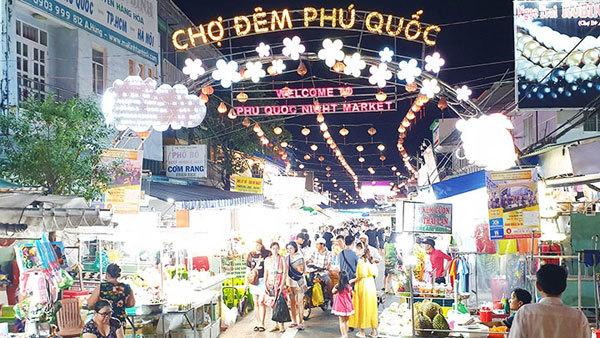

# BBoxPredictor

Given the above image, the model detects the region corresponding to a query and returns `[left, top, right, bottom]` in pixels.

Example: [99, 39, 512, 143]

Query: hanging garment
[458, 258, 470, 294]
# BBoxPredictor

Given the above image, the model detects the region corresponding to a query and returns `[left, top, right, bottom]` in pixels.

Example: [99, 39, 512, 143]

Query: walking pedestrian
[338, 235, 359, 281]
[349, 242, 378, 338]
[332, 271, 354, 338]
[383, 232, 400, 294]
[264, 242, 288, 333]
[246, 239, 270, 332]
[286, 241, 306, 331]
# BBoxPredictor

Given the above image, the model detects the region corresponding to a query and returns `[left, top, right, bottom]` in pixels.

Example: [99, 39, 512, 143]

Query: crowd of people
[245, 221, 398, 337]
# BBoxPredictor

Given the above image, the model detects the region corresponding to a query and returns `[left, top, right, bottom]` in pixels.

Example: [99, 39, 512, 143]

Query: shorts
[384, 262, 397, 276]
[249, 278, 265, 296]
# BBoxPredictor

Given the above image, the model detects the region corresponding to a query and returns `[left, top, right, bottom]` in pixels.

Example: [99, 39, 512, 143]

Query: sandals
[280, 328, 286, 333]
[253, 327, 259, 332]
[269, 327, 280, 332]
[253, 326, 265, 332]
[289, 323, 298, 328]
[297, 325, 304, 331]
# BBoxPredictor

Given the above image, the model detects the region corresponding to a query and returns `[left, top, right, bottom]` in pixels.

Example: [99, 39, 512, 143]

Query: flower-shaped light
[182, 58, 205, 80]
[343, 53, 366, 78]
[368, 63, 392, 88]
[318, 38, 345, 68]
[256, 42, 271, 58]
[420, 78, 441, 98]
[212, 59, 241, 88]
[425, 52, 445, 73]
[282, 36, 306, 60]
[245, 61, 266, 83]
[397, 59, 422, 84]
[379, 47, 394, 63]
[271, 59, 286, 75]
[456, 85, 472, 101]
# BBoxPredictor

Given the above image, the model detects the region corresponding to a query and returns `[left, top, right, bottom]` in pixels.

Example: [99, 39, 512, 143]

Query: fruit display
[378, 302, 413, 337]
[415, 312, 433, 336]
[380, 300, 453, 337]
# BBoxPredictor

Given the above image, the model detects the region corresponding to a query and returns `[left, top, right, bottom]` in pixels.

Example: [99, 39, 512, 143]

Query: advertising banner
[401, 201, 452, 234]
[486, 169, 541, 239]
[233, 177, 263, 194]
[20, 0, 159, 63]
[101, 148, 142, 214]
[515, 1, 600, 109]
[165, 145, 208, 179]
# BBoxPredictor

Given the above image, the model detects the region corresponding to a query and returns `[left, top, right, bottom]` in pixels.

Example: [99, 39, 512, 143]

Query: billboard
[165, 145, 208, 179]
[233, 177, 263, 194]
[515, 1, 600, 109]
[486, 169, 541, 239]
[20, 0, 159, 63]
[101, 149, 143, 214]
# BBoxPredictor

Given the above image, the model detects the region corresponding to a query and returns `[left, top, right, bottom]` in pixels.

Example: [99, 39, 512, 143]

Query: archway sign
[169, 5, 482, 119]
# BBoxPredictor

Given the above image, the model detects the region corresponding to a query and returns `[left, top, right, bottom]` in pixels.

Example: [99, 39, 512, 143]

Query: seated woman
[82, 300, 125, 338]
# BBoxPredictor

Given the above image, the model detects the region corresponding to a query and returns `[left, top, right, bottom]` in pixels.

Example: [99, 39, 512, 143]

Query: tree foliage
[190, 99, 291, 190]
[0, 95, 112, 199]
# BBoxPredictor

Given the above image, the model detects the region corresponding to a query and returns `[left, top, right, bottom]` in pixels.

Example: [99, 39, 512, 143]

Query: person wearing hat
[422, 238, 451, 284]
[359, 233, 381, 264]
[307, 237, 333, 300]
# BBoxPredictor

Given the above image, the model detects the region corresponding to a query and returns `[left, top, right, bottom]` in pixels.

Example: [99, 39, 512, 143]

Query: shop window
[92, 48, 105, 94]
[15, 20, 47, 100]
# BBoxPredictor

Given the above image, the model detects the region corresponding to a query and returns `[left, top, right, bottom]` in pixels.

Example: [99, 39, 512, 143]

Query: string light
[356, 145, 364, 152]
[310, 144, 318, 151]
[274, 127, 283, 135]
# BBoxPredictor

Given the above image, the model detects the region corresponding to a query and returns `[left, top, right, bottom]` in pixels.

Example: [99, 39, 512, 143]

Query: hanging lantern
[402, 119, 411, 128]
[236, 92, 248, 103]
[326, 138, 334, 145]
[267, 65, 277, 76]
[398, 125, 406, 133]
[304, 154, 311, 160]
[332, 179, 337, 183]
[405, 82, 418, 92]
[326, 172, 331, 178]
[380, 155, 386, 162]
[227, 108, 237, 120]
[299, 164, 305, 169]
[376, 91, 387, 102]
[310, 144, 318, 152]
[340, 87, 351, 98]
[323, 131, 331, 138]
[202, 86, 214, 95]
[301, 127, 311, 136]
[326, 166, 331, 171]
[240, 68, 247, 81]
[199, 93, 209, 103]
[438, 97, 448, 110]
[377, 144, 386, 152]
[242, 117, 251, 127]
[217, 102, 227, 114]
[253, 124, 261, 133]
[275, 146, 281, 152]
[368, 127, 377, 136]
[358, 157, 365, 163]
[339, 127, 349, 137]
[391, 166, 397, 171]
[356, 145, 364, 152]
[333, 61, 345, 73]
[316, 113, 325, 123]
[318, 156, 325, 162]
[320, 123, 328, 132]
[329, 143, 337, 149]
[256, 130, 264, 137]
[274, 127, 283, 135]
[261, 137, 269, 145]
[280, 141, 288, 148]
[407, 111, 416, 120]
[297, 61, 307, 76]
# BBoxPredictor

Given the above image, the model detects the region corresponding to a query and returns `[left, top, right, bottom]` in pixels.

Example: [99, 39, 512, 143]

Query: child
[482, 288, 532, 329]
[332, 270, 354, 338]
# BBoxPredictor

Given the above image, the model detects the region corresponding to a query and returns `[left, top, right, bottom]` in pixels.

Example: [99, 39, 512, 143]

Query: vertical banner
[101, 149, 143, 214]
[486, 169, 541, 239]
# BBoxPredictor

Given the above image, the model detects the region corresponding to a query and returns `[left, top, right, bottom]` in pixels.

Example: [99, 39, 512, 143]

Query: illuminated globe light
[330, 143, 337, 150]
[455, 113, 517, 171]
[227, 108, 237, 120]
[236, 92, 248, 103]
[391, 166, 397, 171]
[304, 154, 311, 161]
[327, 138, 334, 145]
[402, 119, 411, 128]
[256, 130, 264, 137]
[326, 172, 331, 178]
[368, 127, 377, 136]
[217, 102, 228, 114]
[323, 131, 331, 138]
[377, 144, 386, 152]
[318, 156, 325, 162]
[261, 137, 269, 145]
[310, 144, 318, 152]
[396, 172, 402, 176]
[333, 61, 345, 73]
[273, 127, 283, 135]
[380, 155, 386, 161]
[301, 127, 311, 136]
[320, 123, 328, 131]
[253, 124, 261, 133]
[339, 127, 349, 137]
[376, 91, 387, 102]
[280, 141, 288, 148]
[299, 164, 305, 169]
[332, 179, 337, 183]
[406, 111, 416, 120]
[317, 113, 325, 123]
[356, 145, 364, 152]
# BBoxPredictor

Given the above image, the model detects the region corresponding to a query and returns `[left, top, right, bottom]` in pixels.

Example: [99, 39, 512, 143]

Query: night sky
[171, 0, 514, 205]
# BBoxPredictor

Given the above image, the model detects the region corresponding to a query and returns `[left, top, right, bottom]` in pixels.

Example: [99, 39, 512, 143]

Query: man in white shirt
[508, 264, 589, 338]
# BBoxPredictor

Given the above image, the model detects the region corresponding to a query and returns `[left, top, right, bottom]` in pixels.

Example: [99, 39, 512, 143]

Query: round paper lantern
[202, 86, 214, 95]
[356, 145, 364, 152]
[405, 82, 418, 92]
[304, 154, 311, 160]
[376, 91, 387, 102]
[339, 127, 349, 137]
[368, 127, 377, 136]
[242, 117, 251, 127]
[301, 127, 311, 136]
[236, 92, 248, 103]
[273, 127, 283, 135]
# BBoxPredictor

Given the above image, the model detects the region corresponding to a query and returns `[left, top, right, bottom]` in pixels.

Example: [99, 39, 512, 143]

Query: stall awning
[148, 181, 264, 210]
[431, 170, 486, 200]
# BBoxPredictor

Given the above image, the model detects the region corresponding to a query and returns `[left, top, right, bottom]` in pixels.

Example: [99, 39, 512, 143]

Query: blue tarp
[432, 170, 486, 200]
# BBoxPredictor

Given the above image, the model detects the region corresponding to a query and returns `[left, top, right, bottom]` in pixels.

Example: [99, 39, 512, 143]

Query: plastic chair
[56, 299, 83, 337]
